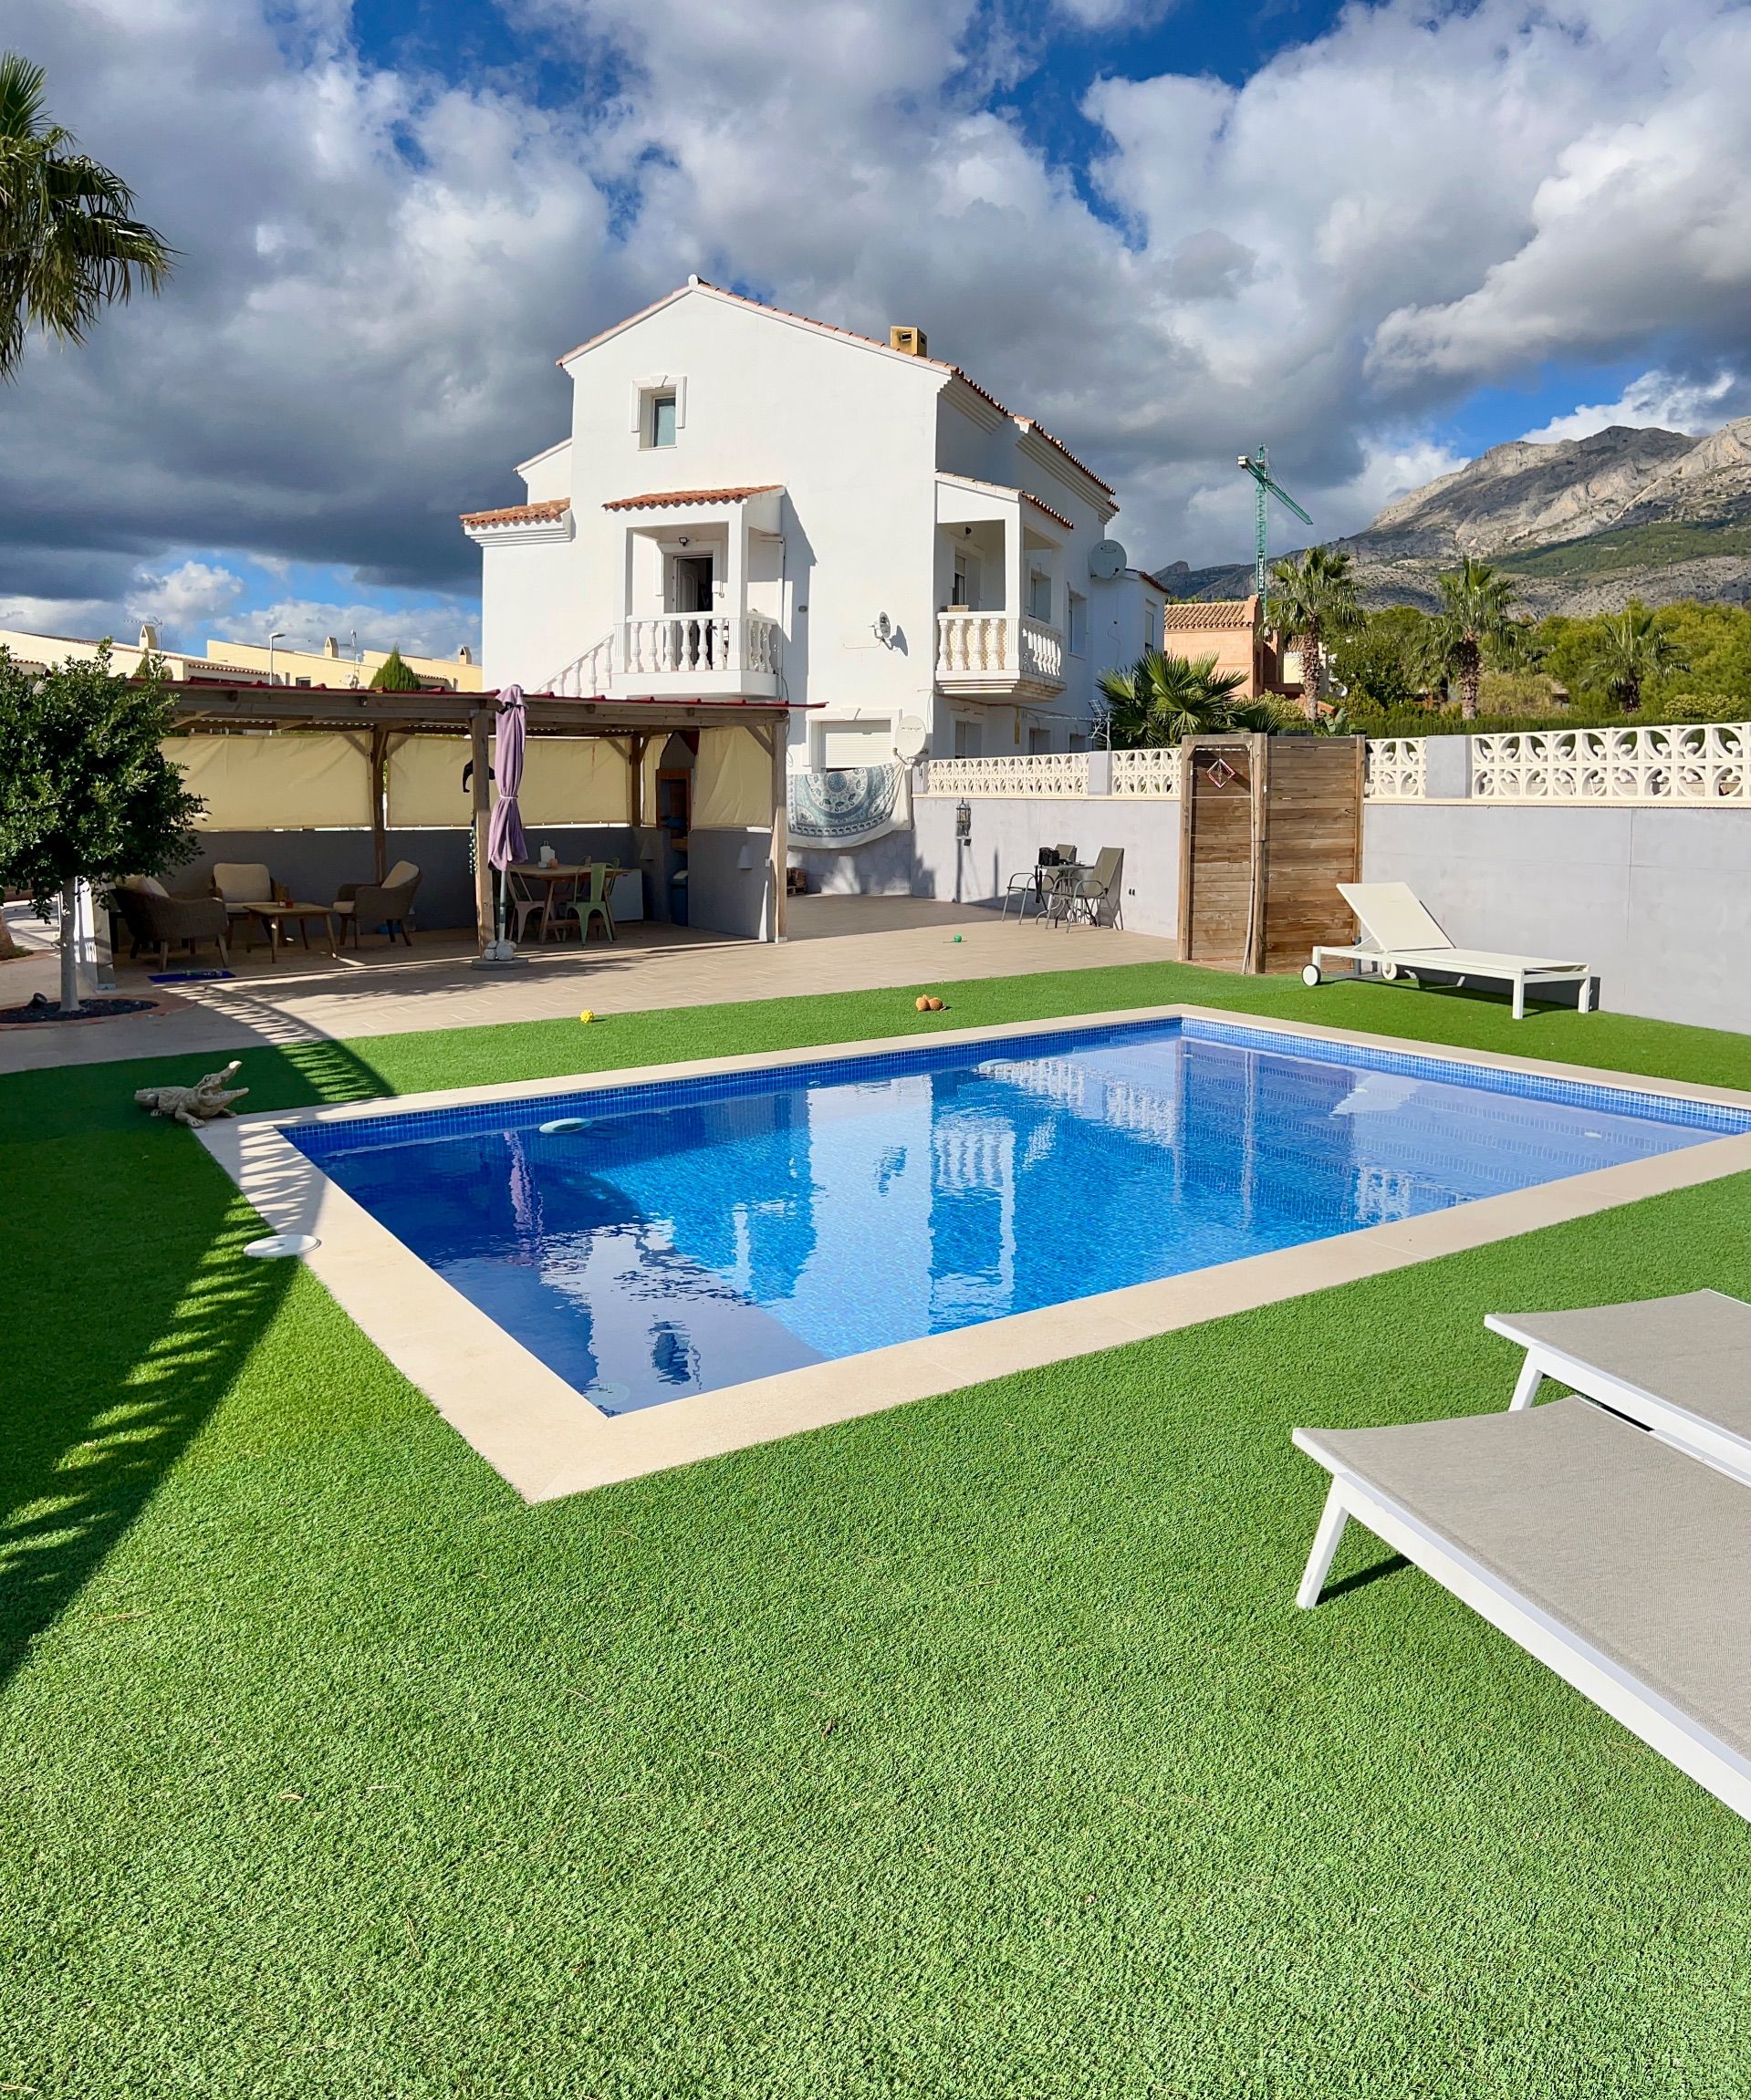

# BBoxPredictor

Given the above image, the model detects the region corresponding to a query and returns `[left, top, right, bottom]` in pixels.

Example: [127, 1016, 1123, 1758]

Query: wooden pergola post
[765, 721, 788, 943]
[369, 725, 390, 883]
[627, 733, 648, 828]
[469, 705, 495, 949]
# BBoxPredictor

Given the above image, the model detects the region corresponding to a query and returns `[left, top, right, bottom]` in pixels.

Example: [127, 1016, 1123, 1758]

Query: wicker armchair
[115, 879, 231, 971]
[332, 860, 422, 947]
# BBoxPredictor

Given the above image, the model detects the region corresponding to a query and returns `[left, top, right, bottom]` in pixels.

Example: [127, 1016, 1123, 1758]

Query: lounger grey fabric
[1298, 1398, 1751, 1759]
[1496, 1290, 1751, 1442]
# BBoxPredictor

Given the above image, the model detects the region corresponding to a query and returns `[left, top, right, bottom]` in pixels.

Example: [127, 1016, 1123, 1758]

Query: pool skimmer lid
[540, 1117, 589, 1135]
[245, 1233, 320, 1259]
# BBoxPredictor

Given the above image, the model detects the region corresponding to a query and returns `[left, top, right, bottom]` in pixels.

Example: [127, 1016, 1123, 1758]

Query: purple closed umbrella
[485, 685, 528, 945]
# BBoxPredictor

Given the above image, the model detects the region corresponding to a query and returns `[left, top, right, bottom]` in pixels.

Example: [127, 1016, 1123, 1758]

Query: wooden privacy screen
[1177, 734, 1365, 973]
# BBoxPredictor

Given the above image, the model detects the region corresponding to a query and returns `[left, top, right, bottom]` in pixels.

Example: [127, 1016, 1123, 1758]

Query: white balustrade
[1110, 747, 1183, 797]
[920, 753, 1089, 797]
[622, 614, 730, 676]
[745, 614, 780, 673]
[1471, 723, 1751, 801]
[547, 633, 616, 698]
[545, 614, 780, 694]
[937, 612, 1013, 678]
[1020, 616, 1064, 685]
[1363, 738, 1428, 800]
[936, 612, 1066, 688]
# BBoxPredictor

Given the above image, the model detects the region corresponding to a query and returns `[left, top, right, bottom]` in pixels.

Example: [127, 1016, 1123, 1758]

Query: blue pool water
[290, 1019, 1749, 1416]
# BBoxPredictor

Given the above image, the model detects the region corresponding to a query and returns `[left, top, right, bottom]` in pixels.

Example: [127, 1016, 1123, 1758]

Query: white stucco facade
[464, 278, 1159, 764]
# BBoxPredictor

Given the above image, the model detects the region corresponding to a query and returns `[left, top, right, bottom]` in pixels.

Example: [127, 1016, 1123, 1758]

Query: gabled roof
[602, 484, 782, 511]
[515, 435, 572, 476]
[936, 473, 1076, 532]
[557, 278, 1115, 502]
[1162, 597, 1259, 630]
[459, 498, 571, 528]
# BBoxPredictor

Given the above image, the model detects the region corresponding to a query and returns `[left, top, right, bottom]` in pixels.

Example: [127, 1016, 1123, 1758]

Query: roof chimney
[324, 635, 340, 657]
[889, 325, 928, 358]
[137, 622, 159, 651]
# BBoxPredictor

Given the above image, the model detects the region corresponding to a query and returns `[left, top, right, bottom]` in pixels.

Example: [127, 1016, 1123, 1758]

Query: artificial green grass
[6, 959, 1751, 2097]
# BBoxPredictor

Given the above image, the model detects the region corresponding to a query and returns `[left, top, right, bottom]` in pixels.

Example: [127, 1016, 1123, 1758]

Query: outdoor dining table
[507, 862, 591, 941]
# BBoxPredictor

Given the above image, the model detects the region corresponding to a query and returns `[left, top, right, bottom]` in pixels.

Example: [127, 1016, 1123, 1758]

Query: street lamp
[267, 629, 287, 684]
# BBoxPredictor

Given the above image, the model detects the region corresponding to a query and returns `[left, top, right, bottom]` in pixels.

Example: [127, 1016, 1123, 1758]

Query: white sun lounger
[1293, 1400, 1751, 1821]
[1303, 881, 1594, 1019]
[1486, 1289, 1751, 1487]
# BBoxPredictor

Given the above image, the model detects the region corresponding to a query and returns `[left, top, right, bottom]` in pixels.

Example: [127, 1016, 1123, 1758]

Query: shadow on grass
[1321, 1552, 1411, 1602]
[0, 1033, 391, 1691]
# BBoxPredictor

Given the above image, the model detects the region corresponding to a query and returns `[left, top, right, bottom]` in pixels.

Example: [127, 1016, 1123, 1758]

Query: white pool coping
[196, 1003, 1751, 1502]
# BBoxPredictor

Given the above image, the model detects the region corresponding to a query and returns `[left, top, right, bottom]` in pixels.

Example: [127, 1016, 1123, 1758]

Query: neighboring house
[0, 622, 256, 682]
[0, 623, 480, 691]
[1159, 596, 1307, 702]
[201, 637, 482, 691]
[462, 275, 1160, 762]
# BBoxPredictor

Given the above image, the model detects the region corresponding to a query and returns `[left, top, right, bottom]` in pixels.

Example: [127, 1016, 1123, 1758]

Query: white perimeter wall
[801, 783, 1751, 1034]
[795, 794, 1182, 939]
[1362, 801, 1751, 1034]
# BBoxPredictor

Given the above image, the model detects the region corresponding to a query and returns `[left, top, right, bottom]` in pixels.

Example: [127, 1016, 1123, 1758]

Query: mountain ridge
[1158, 417, 1751, 615]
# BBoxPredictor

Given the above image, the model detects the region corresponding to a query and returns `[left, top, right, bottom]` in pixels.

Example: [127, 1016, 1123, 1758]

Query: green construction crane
[1237, 446, 1312, 622]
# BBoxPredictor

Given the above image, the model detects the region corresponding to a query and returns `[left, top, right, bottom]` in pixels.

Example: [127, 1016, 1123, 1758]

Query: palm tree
[0, 53, 173, 379]
[1267, 546, 1364, 720]
[1424, 558, 1518, 720]
[1096, 650, 1246, 747]
[1581, 605, 1689, 713]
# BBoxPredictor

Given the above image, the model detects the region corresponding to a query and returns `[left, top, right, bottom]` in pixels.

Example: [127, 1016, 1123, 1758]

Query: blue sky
[3, 0, 1747, 654]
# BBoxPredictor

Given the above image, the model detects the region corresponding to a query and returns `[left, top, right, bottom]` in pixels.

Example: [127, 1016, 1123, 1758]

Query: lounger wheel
[1301, 964, 1321, 988]
[1380, 961, 1399, 982]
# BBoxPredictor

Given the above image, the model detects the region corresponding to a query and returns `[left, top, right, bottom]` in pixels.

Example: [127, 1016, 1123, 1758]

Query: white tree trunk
[59, 881, 82, 1015]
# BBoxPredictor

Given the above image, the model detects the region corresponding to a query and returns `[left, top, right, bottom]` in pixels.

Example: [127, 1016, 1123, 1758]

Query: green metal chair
[572, 863, 619, 944]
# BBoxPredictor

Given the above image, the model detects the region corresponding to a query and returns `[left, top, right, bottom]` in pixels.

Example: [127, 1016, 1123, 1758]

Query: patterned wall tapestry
[787, 764, 912, 849]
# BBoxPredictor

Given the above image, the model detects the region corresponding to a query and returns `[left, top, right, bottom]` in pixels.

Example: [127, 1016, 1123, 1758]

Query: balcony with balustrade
[548, 613, 782, 701]
[546, 483, 787, 700]
[934, 610, 1066, 700]
[933, 473, 1069, 702]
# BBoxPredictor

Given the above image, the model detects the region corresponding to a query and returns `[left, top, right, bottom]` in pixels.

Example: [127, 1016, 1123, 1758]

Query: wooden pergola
[164, 681, 807, 944]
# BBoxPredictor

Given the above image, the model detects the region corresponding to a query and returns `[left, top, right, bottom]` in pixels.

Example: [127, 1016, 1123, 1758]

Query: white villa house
[462, 277, 1164, 773]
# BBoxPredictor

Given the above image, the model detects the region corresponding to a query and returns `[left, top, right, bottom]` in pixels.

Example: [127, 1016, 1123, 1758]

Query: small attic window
[632, 375, 686, 447]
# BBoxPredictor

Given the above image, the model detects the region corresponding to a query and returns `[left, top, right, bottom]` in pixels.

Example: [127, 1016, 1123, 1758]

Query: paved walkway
[0, 896, 1175, 1074]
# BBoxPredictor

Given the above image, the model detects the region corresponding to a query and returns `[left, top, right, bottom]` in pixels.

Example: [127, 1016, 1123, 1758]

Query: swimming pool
[288, 1017, 1750, 1420]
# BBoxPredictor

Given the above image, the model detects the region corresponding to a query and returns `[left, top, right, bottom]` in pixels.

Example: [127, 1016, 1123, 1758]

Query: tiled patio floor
[0, 895, 1175, 1074]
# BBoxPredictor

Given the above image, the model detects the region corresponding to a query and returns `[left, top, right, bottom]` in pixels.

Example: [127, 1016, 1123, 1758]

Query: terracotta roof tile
[1023, 491, 1075, 531]
[460, 498, 571, 528]
[602, 484, 781, 510]
[1162, 598, 1258, 630]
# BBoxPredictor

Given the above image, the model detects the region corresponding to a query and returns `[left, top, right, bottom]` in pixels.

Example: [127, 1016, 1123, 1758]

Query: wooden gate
[1177, 735, 1365, 973]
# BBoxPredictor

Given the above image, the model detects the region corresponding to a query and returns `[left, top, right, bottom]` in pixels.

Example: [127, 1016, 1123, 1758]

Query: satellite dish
[1089, 538, 1127, 581]
[893, 714, 929, 762]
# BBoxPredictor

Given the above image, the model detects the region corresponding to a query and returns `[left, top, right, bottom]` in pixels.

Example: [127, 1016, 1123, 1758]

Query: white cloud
[3, 0, 1751, 604]
[127, 559, 245, 639]
[0, 594, 126, 642]
[1368, 6, 1751, 387]
[1524, 369, 1746, 445]
[208, 597, 479, 662]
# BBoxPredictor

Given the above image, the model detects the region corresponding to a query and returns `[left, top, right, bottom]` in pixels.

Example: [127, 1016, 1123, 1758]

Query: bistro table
[1038, 861, 1091, 927]
[243, 900, 337, 962]
[506, 862, 591, 941]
